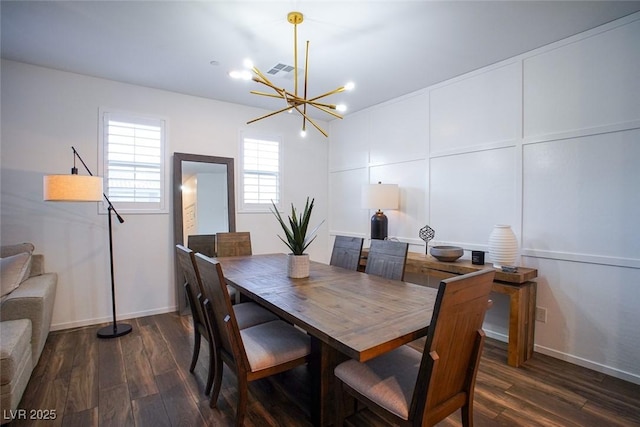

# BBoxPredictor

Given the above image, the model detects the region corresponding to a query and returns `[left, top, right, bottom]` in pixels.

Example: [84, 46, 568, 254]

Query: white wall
[329, 14, 640, 384]
[1, 60, 329, 330]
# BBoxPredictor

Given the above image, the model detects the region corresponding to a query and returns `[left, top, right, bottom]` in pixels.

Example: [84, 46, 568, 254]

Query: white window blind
[241, 134, 281, 209]
[99, 110, 167, 213]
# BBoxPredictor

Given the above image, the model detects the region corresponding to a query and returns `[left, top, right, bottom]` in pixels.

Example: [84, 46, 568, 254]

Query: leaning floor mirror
[173, 152, 236, 312]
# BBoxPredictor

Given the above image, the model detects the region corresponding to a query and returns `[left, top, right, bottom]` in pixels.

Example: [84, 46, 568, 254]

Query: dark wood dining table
[214, 253, 440, 426]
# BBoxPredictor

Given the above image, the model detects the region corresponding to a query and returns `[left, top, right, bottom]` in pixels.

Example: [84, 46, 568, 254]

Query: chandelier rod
[303, 41, 309, 132]
[293, 105, 327, 137]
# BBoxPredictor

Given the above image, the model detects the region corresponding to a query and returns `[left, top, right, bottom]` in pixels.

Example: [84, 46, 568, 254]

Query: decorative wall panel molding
[522, 128, 640, 261]
[430, 62, 520, 156]
[430, 147, 517, 246]
[524, 18, 640, 138]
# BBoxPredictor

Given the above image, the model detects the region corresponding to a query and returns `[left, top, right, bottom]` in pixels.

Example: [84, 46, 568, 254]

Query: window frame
[238, 130, 283, 213]
[98, 108, 169, 215]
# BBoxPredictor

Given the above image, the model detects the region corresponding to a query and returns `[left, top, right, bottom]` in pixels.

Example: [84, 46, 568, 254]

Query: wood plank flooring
[9, 312, 640, 426]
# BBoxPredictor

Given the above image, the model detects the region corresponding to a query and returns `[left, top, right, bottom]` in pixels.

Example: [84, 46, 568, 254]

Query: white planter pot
[287, 253, 310, 278]
[488, 225, 518, 268]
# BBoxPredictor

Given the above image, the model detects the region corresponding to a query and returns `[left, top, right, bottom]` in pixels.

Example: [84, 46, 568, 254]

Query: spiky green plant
[270, 197, 324, 255]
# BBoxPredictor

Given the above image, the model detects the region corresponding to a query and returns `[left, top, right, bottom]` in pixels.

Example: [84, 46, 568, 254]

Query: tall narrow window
[240, 132, 281, 211]
[99, 110, 167, 213]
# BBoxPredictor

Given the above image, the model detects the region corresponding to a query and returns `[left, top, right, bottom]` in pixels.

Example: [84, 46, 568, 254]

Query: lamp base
[371, 210, 388, 240]
[97, 323, 132, 339]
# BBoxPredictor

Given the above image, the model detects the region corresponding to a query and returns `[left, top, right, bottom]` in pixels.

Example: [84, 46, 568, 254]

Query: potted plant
[271, 197, 324, 278]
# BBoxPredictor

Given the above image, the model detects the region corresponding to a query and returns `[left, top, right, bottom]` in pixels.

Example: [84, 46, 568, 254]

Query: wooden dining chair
[176, 245, 278, 396]
[334, 269, 496, 427]
[330, 235, 364, 271]
[364, 239, 409, 280]
[194, 253, 311, 426]
[187, 234, 216, 258]
[215, 232, 253, 303]
[175, 244, 216, 393]
[215, 232, 252, 257]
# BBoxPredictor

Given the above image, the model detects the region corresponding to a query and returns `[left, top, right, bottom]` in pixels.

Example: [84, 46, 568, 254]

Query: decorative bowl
[430, 246, 464, 262]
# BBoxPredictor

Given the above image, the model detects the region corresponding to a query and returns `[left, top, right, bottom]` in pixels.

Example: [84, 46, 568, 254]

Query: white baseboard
[533, 344, 640, 386]
[484, 329, 640, 386]
[50, 306, 178, 332]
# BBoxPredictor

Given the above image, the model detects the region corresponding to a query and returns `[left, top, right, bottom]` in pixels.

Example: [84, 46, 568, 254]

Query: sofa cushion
[0, 273, 57, 365]
[1, 253, 33, 298]
[0, 319, 32, 387]
[0, 243, 35, 258]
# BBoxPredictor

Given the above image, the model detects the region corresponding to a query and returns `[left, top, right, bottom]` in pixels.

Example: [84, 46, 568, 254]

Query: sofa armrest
[29, 254, 45, 278]
[0, 273, 57, 365]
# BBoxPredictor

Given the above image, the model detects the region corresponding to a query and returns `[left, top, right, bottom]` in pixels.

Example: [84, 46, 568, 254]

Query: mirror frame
[173, 152, 236, 312]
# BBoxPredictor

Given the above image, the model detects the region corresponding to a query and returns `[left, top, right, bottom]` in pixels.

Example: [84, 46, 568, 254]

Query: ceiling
[3, 1, 640, 121]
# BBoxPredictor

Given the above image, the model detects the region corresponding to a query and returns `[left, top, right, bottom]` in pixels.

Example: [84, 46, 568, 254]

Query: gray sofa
[0, 243, 57, 417]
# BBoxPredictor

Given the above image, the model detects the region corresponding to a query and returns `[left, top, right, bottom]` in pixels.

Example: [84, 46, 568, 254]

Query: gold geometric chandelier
[230, 11, 354, 138]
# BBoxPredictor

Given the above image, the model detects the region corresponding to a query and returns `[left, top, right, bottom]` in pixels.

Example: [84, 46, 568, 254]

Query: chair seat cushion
[241, 320, 310, 372]
[334, 344, 422, 420]
[234, 302, 279, 330]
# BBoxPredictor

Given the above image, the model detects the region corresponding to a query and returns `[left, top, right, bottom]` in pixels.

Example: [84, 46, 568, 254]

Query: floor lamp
[43, 146, 132, 339]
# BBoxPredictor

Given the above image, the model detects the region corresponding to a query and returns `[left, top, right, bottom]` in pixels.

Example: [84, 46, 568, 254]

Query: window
[240, 132, 281, 211]
[99, 109, 167, 213]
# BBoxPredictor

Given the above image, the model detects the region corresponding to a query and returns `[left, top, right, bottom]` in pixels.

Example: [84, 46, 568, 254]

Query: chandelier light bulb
[336, 104, 347, 113]
[300, 129, 307, 137]
[243, 58, 254, 69]
[229, 70, 252, 80]
[344, 82, 355, 91]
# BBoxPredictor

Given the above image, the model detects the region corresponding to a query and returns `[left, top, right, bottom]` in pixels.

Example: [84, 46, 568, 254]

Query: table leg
[525, 281, 537, 362]
[310, 337, 347, 426]
[506, 282, 536, 367]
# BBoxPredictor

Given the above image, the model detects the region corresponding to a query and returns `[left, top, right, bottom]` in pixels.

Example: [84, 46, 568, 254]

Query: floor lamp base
[97, 323, 132, 339]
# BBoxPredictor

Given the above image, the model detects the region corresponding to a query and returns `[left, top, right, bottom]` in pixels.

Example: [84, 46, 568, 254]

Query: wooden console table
[360, 250, 537, 367]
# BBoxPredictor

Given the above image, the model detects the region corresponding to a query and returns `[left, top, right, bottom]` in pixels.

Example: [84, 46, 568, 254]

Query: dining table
[213, 253, 440, 426]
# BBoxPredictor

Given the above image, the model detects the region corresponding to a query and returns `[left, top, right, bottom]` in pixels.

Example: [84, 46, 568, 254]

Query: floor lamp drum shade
[43, 175, 103, 202]
[362, 183, 399, 240]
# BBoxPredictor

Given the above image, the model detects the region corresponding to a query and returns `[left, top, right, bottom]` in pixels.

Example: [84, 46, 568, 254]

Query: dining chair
[187, 234, 216, 258]
[364, 239, 409, 281]
[330, 235, 364, 271]
[194, 253, 311, 426]
[176, 245, 278, 396]
[334, 268, 496, 427]
[215, 232, 253, 303]
[175, 244, 215, 393]
[215, 232, 252, 257]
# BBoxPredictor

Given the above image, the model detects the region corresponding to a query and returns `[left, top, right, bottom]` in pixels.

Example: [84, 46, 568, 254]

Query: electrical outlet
[535, 307, 547, 323]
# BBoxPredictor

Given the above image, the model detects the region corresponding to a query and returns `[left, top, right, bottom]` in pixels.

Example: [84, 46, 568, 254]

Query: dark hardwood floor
[9, 312, 640, 426]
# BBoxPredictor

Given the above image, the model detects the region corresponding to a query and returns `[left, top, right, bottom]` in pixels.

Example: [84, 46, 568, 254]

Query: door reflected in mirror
[173, 152, 235, 312]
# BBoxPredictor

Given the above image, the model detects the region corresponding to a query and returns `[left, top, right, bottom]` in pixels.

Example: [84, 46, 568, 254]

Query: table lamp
[43, 146, 132, 339]
[362, 182, 399, 240]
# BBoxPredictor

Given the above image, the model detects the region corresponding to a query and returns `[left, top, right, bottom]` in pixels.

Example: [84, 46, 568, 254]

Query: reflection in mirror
[181, 161, 229, 243]
[173, 152, 235, 312]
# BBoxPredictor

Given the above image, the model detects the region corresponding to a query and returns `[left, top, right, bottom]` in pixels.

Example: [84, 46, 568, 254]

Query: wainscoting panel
[522, 128, 640, 263]
[369, 92, 429, 166]
[329, 168, 369, 238]
[329, 111, 371, 172]
[430, 147, 517, 248]
[430, 62, 520, 156]
[523, 17, 640, 139]
[525, 255, 640, 384]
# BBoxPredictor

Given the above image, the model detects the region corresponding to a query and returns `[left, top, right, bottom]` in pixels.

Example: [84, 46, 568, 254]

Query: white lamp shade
[43, 175, 103, 202]
[362, 183, 399, 210]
